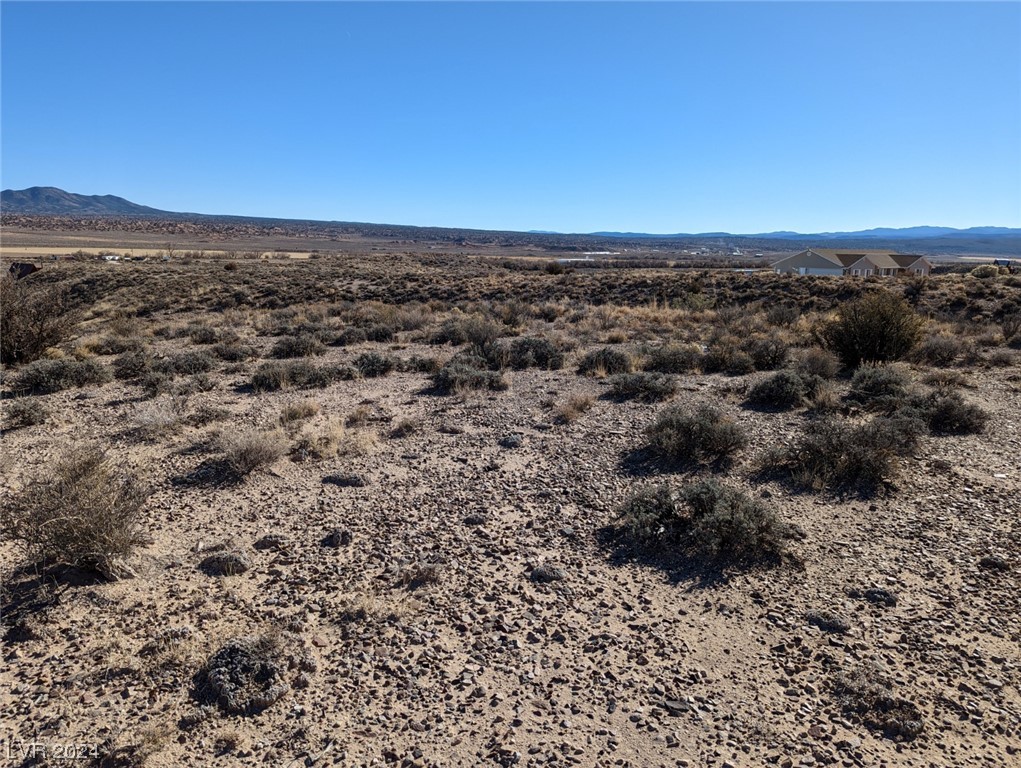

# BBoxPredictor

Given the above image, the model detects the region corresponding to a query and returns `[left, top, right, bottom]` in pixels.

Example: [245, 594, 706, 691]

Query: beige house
[772, 249, 932, 277]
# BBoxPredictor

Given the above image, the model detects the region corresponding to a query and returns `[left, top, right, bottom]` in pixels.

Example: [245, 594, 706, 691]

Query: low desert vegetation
[577, 347, 632, 376]
[822, 291, 924, 368]
[553, 392, 595, 423]
[0, 445, 149, 578]
[607, 372, 677, 402]
[643, 343, 701, 374]
[616, 479, 799, 565]
[12, 357, 112, 394]
[0, 275, 78, 365]
[646, 403, 746, 465]
[746, 369, 815, 410]
[220, 428, 289, 476]
[2, 397, 49, 429]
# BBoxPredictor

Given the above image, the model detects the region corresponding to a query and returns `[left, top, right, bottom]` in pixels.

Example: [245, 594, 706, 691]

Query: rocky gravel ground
[2, 327, 1019, 768]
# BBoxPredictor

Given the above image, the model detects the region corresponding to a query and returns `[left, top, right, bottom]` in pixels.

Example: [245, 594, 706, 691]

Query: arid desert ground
[2, 228, 1019, 768]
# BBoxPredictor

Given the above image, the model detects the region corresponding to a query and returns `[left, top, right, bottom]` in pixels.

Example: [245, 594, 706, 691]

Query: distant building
[771, 249, 931, 277]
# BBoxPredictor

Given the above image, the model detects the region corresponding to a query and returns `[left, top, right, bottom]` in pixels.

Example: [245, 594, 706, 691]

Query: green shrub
[212, 342, 258, 361]
[12, 358, 112, 394]
[153, 350, 218, 376]
[616, 480, 797, 564]
[251, 360, 342, 391]
[822, 291, 923, 368]
[643, 344, 701, 374]
[577, 347, 632, 376]
[0, 445, 149, 578]
[746, 370, 809, 410]
[919, 390, 988, 435]
[764, 415, 923, 494]
[0, 276, 78, 365]
[507, 337, 564, 370]
[970, 264, 1000, 279]
[91, 335, 144, 355]
[608, 372, 677, 402]
[270, 334, 326, 359]
[112, 349, 153, 380]
[765, 305, 801, 327]
[646, 404, 746, 464]
[846, 365, 911, 411]
[354, 352, 395, 378]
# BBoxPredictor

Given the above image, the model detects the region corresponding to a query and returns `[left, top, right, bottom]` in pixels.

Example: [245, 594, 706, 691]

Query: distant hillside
[0, 186, 168, 215]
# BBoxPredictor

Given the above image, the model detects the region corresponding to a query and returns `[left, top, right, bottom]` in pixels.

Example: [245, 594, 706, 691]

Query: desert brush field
[1, 248, 1020, 768]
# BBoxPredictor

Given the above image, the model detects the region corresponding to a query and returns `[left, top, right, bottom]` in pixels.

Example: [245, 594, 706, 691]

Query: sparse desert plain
[1, 224, 1020, 768]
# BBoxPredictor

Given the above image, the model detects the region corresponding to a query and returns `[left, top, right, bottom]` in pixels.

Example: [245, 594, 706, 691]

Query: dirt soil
[1, 258, 1019, 768]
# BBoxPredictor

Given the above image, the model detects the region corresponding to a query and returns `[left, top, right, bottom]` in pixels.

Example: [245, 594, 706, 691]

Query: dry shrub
[270, 334, 326, 359]
[608, 372, 677, 402]
[3, 398, 48, 429]
[554, 393, 595, 423]
[796, 347, 840, 379]
[221, 428, 288, 476]
[134, 398, 187, 441]
[0, 275, 79, 365]
[643, 343, 701, 374]
[911, 335, 963, 366]
[831, 663, 924, 741]
[0, 445, 149, 578]
[746, 370, 810, 410]
[577, 347, 632, 377]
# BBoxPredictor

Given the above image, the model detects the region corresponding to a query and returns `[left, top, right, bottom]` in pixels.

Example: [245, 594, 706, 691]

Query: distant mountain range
[3, 186, 1019, 242]
[591, 225, 1021, 240]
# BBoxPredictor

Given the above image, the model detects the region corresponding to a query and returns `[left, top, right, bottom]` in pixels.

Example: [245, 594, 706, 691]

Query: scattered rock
[322, 528, 353, 548]
[499, 434, 524, 449]
[200, 549, 251, 576]
[979, 555, 1010, 571]
[530, 564, 566, 583]
[322, 473, 368, 488]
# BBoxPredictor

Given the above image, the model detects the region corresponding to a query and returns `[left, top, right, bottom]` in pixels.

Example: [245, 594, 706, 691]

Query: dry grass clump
[0, 445, 149, 578]
[11, 357, 112, 394]
[134, 398, 187, 441]
[822, 291, 923, 368]
[292, 419, 376, 461]
[616, 479, 798, 565]
[0, 276, 78, 365]
[221, 428, 288, 476]
[646, 403, 746, 465]
[607, 372, 677, 402]
[554, 393, 595, 423]
[280, 399, 320, 425]
[577, 347, 633, 377]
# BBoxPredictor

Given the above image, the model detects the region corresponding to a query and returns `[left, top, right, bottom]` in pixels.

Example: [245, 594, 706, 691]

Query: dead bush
[554, 393, 595, 423]
[0, 445, 149, 578]
[0, 275, 79, 365]
[3, 398, 48, 429]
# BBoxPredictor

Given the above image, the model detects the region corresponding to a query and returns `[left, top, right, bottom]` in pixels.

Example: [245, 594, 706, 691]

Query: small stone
[530, 564, 566, 583]
[322, 528, 352, 548]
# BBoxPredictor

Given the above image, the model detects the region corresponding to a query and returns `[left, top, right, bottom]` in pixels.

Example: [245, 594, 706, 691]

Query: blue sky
[2, 1, 1019, 233]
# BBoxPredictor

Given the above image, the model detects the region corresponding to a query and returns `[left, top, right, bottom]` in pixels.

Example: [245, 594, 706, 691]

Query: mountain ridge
[3, 186, 1019, 241]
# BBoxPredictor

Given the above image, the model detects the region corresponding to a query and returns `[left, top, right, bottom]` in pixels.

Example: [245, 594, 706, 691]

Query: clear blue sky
[2, 1, 1019, 233]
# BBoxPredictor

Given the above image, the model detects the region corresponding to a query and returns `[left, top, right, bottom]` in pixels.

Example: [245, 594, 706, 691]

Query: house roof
[808, 249, 928, 269]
